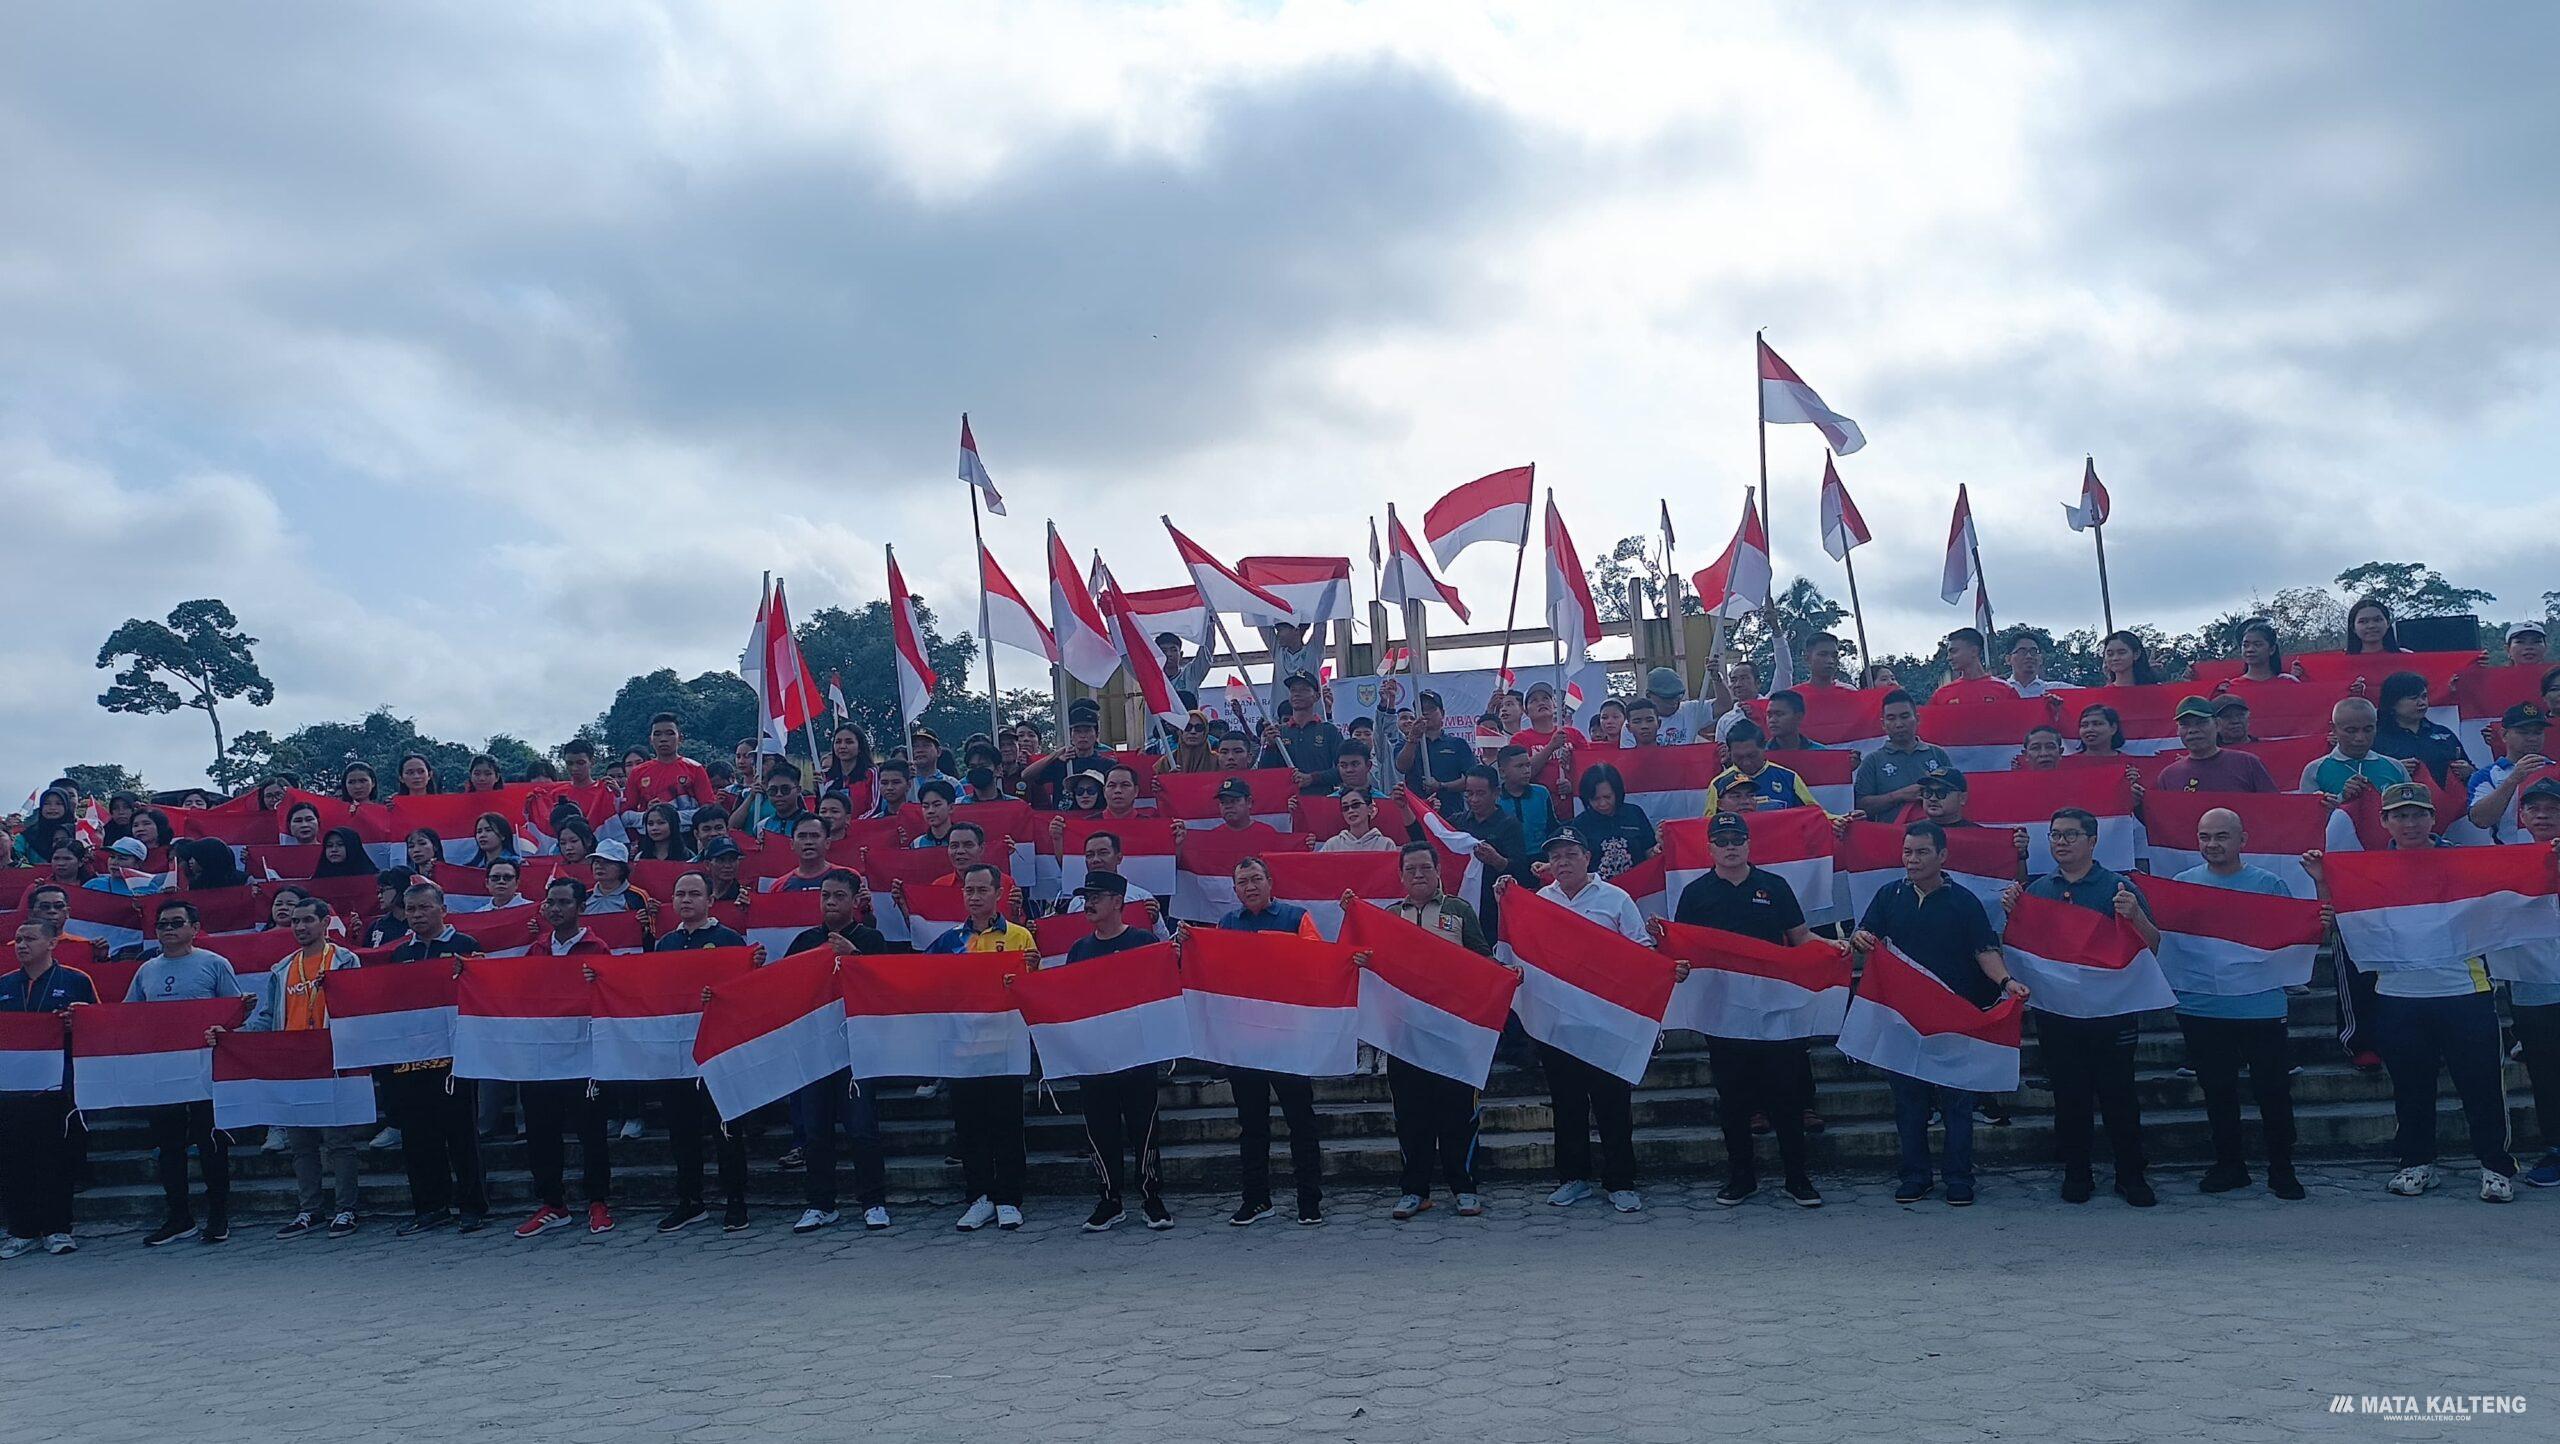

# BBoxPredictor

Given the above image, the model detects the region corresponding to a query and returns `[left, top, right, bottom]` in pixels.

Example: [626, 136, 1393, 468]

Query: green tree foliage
[591, 669, 761, 764]
[95, 600, 275, 782]
[790, 601, 992, 748]
[62, 763, 148, 798]
[2333, 562, 2495, 617]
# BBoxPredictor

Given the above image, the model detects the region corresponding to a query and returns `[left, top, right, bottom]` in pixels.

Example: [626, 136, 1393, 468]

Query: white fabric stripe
[1511, 959, 1660, 1085]
[1171, 872, 1241, 923]
[2143, 846, 2314, 900]
[75, 1048, 213, 1111]
[1059, 854, 1176, 903]
[1761, 854, 1842, 926]
[700, 1002, 850, 1121]
[212, 1074, 375, 1130]
[2002, 945, 2179, 1020]
[0, 1049, 66, 1092]
[1664, 969, 1846, 1042]
[328, 1005, 455, 1071]
[2487, 939, 2560, 985]
[1625, 787, 1709, 821]
[1940, 743, 2025, 773]
[64, 921, 144, 952]
[1354, 972, 1499, 1089]
[844, 1009, 1032, 1080]
[451, 1014, 592, 1082]
[2155, 932, 2318, 996]
[1183, 992, 1358, 1077]
[590, 1014, 706, 1081]
[1836, 997, 2018, 1092]
[2338, 892, 2560, 972]
[1427, 504, 1530, 569]
[904, 914, 964, 952]
[1024, 995, 1193, 1080]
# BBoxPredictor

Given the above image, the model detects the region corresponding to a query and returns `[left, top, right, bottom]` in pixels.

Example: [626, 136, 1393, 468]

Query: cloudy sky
[7, 1, 2556, 790]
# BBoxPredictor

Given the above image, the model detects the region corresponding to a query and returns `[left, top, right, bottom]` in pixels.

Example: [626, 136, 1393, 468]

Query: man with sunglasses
[17, 885, 98, 970]
[127, 900, 244, 1246]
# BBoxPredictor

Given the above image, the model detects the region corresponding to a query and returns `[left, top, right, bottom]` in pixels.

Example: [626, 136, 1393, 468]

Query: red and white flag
[826, 669, 849, 721]
[739, 576, 769, 706]
[1169, 822, 1297, 921]
[1006, 940, 1192, 1079]
[1835, 820, 2018, 930]
[1662, 809, 1841, 925]
[694, 947, 850, 1121]
[211, 1030, 374, 1130]
[1050, 523, 1126, 688]
[736, 888, 828, 960]
[2327, 844, 2560, 971]
[2140, 791, 2327, 899]
[1497, 886, 1676, 1084]
[2142, 873, 2324, 996]
[1758, 337, 1865, 455]
[1966, 768, 2140, 875]
[1655, 921, 1852, 1041]
[842, 951, 1032, 1079]
[1055, 815, 1181, 902]
[1616, 854, 1670, 921]
[1180, 929, 1360, 1076]
[1916, 696, 2058, 772]
[1423, 465, 1534, 569]
[2062, 456, 2111, 532]
[1156, 769, 1297, 831]
[1030, 906, 1162, 969]
[763, 579, 827, 744]
[1163, 516, 1295, 617]
[1604, 744, 1726, 820]
[590, 949, 756, 1081]
[1544, 496, 1603, 668]
[1818, 454, 1871, 562]
[886, 545, 938, 730]
[453, 957, 592, 1082]
[1240, 556, 1355, 627]
[0, 1013, 66, 1093]
[895, 873, 980, 953]
[324, 964, 457, 1071]
[1836, 943, 2021, 1091]
[1940, 484, 1981, 605]
[71, 998, 249, 1110]
[1096, 560, 1186, 728]
[1117, 580, 1214, 651]
[1378, 506, 1470, 620]
[1338, 900, 1519, 1088]
[1409, 800, 1491, 909]
[957, 413, 1005, 516]
[980, 544, 1057, 662]
[1997, 892, 2177, 1019]
[1260, 851, 1404, 939]
[1690, 491, 1772, 621]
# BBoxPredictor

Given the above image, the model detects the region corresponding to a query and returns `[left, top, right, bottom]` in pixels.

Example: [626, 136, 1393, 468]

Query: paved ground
[7, 1162, 2552, 1443]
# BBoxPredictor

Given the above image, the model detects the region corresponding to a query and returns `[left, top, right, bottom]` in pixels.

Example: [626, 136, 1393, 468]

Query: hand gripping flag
[1655, 920, 1852, 1041]
[324, 964, 458, 1070]
[1379, 507, 1470, 621]
[840, 951, 1032, 1080]
[211, 1030, 375, 1130]
[0, 1012, 69, 1093]
[71, 997, 250, 1111]
[1006, 939, 1192, 1079]
[590, 949, 756, 1081]
[1690, 491, 1772, 621]
[693, 947, 850, 1121]
[1759, 338, 1866, 455]
[885, 545, 938, 730]
[1179, 927, 1361, 1076]
[453, 956, 593, 1082]
[1338, 900, 1519, 1089]
[957, 413, 1005, 516]
[1047, 522, 1122, 688]
[2141, 873, 2324, 996]
[1497, 886, 1677, 1084]
[1423, 465, 1534, 570]
[980, 543, 1058, 662]
[2327, 844, 2560, 971]
[1834, 819, 2018, 931]
[1997, 891, 2178, 1019]
[1818, 454, 1871, 562]
[1837, 943, 2022, 1091]
[2063, 456, 2111, 532]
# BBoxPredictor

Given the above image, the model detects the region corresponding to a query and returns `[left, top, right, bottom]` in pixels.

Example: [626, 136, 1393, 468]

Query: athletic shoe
[2200, 1163, 2252, 1193]
[1801, 1109, 1826, 1134]
[723, 1203, 751, 1232]
[1715, 1180, 1757, 1207]
[1607, 1190, 1642, 1214]
[1141, 1197, 1174, 1230]
[2386, 1164, 2438, 1196]
[366, 1126, 402, 1151]
[996, 1205, 1023, 1231]
[793, 1208, 840, 1234]
[2172, 1065, 2197, 1080]
[275, 1212, 317, 1240]
[616, 1118, 643, 1141]
[956, 1197, 997, 1231]
[914, 1081, 942, 1100]
[0, 1237, 33, 1260]
[1296, 1202, 1325, 1226]
[2351, 1050, 2384, 1072]
[1975, 1101, 2011, 1127]
[1783, 1178, 1823, 1209]
[776, 1148, 805, 1171]
[262, 1127, 290, 1153]
[201, 1215, 229, 1244]
[862, 1206, 891, 1231]
[1454, 1193, 1484, 1217]
[42, 1234, 76, 1255]
[1546, 1180, 1597, 1207]
[1946, 1179, 1976, 1206]
[656, 1204, 708, 1234]
[2268, 1165, 2306, 1201]
[2115, 1177, 2158, 1208]
[514, 1206, 572, 1239]
[1084, 1199, 1126, 1232]
[1390, 1194, 1427, 1220]
[2482, 1169, 2517, 1204]
[2060, 1171, 2094, 1204]
[326, 1212, 357, 1239]
[394, 1210, 453, 1237]
[1228, 1201, 1273, 1227]
[1892, 1178, 1933, 1204]
[587, 1202, 615, 1235]
[2523, 1151, 2560, 1188]
[1748, 1111, 1770, 1135]
[455, 1214, 488, 1235]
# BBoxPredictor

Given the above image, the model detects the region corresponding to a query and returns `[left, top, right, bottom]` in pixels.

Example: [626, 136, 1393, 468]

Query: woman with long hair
[126, 808, 175, 870]
[2372, 671, 2473, 786]
[467, 812, 520, 868]
[405, 828, 443, 877]
[1568, 764, 1658, 880]
[395, 753, 439, 797]
[2344, 597, 2403, 655]
[47, 840, 90, 885]
[464, 754, 503, 793]
[2098, 631, 2160, 687]
[2236, 619, 2294, 683]
[2075, 703, 2128, 757]
[104, 792, 140, 843]
[635, 803, 692, 862]
[315, 827, 372, 878]
[819, 724, 874, 794]
[176, 837, 248, 890]
[340, 761, 381, 806]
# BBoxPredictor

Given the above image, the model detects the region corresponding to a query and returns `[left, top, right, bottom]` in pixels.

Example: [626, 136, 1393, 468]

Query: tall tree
[95, 600, 275, 782]
[2332, 562, 2494, 617]
[219, 709, 479, 793]
[62, 763, 148, 799]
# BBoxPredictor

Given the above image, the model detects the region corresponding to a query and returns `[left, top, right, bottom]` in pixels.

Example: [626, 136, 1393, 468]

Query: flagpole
[2088, 454, 2116, 636]
[1969, 534, 1996, 638]
[968, 480, 1000, 741]
[1827, 450, 1875, 675]
[1493, 467, 1535, 687]
[1661, 503, 1689, 688]
[1755, 329, 1770, 568]
[781, 575, 822, 778]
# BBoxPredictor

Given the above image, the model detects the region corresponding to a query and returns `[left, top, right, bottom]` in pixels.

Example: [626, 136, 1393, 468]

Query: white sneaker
[1546, 1180, 1597, 1207]
[792, 1208, 839, 1234]
[367, 1126, 402, 1151]
[1390, 1193, 1426, 1220]
[2387, 1165, 2439, 1196]
[955, 1196, 996, 1231]
[617, 1118, 643, 1141]
[1608, 1189, 1643, 1214]
[914, 1081, 942, 1100]
[2482, 1169, 2517, 1203]
[43, 1234, 75, 1255]
[862, 1206, 891, 1231]
[261, 1127, 290, 1153]
[996, 1204, 1023, 1231]
[0, 1237, 32, 1260]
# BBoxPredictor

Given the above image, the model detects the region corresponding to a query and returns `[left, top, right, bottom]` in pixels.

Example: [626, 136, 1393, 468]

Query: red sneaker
[513, 1206, 571, 1239]
[587, 1202, 616, 1235]
[2352, 1050, 2384, 1072]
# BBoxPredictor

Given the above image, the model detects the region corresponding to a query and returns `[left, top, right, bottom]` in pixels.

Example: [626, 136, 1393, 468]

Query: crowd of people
[5, 599, 2557, 1264]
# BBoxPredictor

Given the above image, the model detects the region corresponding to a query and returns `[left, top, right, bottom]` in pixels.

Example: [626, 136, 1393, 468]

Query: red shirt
[1509, 726, 1590, 786]
[1928, 677, 2017, 706]
[627, 757, 716, 812]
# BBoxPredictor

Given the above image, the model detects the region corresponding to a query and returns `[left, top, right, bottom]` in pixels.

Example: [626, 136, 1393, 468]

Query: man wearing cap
[2495, 777, 2560, 1187]
[1666, 812, 1837, 1208]
[1260, 621, 1325, 719]
[2464, 704, 2552, 841]
[1055, 871, 1174, 1233]
[1209, 857, 1328, 1226]
[1396, 689, 1477, 803]
[1379, 842, 1498, 1221]
[2304, 784, 2518, 1202]
[1702, 720, 1821, 816]
[1853, 690, 1957, 821]
[906, 728, 961, 794]
[1258, 672, 1346, 783]
[1022, 701, 1112, 809]
[2506, 621, 2549, 670]
[1640, 666, 1720, 747]
[2212, 694, 2255, 748]
[2158, 696, 2280, 794]
[1499, 831, 1653, 1213]
[2171, 809, 2313, 1200]
[786, 868, 893, 1234]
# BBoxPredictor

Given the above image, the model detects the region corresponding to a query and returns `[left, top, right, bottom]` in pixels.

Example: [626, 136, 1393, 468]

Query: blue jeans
[793, 1070, 887, 1211]
[1889, 1074, 1974, 1189]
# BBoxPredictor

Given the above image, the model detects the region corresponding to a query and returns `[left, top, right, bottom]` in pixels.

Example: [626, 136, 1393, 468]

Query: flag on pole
[1690, 489, 1772, 620]
[979, 543, 1058, 662]
[762, 579, 826, 745]
[957, 414, 1006, 516]
[1239, 556, 1355, 627]
[1818, 455, 1871, 562]
[2063, 457, 2112, 532]
[211, 1030, 375, 1130]
[1162, 517, 1296, 617]
[740, 577, 770, 709]
[1543, 496, 1602, 668]
[1758, 338, 1866, 455]
[1835, 943, 2022, 1091]
[1973, 577, 1994, 639]
[1422, 465, 1535, 569]
[1941, 485, 1981, 605]
[825, 669, 849, 722]
[1095, 560, 1186, 728]
[886, 545, 939, 731]
[1047, 523, 1121, 689]
[1379, 508, 1470, 621]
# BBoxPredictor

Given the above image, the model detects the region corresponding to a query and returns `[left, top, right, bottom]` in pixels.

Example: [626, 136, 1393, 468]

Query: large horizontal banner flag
[731, 888, 825, 960]
[1834, 820, 2017, 930]
[2092, 686, 2339, 755]
[0, 1012, 69, 1092]
[62, 886, 148, 952]
[1997, 891, 2177, 1019]
[1963, 768, 2138, 874]
[1006, 940, 1191, 1079]
[1179, 928, 1360, 1077]
[323, 963, 457, 1070]
[71, 997, 249, 1110]
[695, 948, 849, 1121]
[1743, 686, 1887, 752]
[2141, 873, 2324, 996]
[1338, 901, 1517, 1089]
[1029, 905, 1161, 968]
[1498, 886, 1675, 1085]
[1156, 769, 1297, 830]
[1609, 743, 1724, 820]
[1053, 814, 1180, 901]
[2453, 662, 2547, 759]
[453, 956, 592, 1082]
[1836, 943, 2022, 1092]
[590, 949, 756, 1081]
[2327, 844, 2560, 971]
[841, 951, 1031, 1080]
[1770, 748, 1859, 812]
[1259, 852, 1402, 939]
[1918, 696, 2060, 772]
[1171, 824, 1300, 923]
[211, 1029, 375, 1130]
[1655, 920, 1851, 1041]
[1661, 809, 1839, 926]
[2140, 790, 2327, 898]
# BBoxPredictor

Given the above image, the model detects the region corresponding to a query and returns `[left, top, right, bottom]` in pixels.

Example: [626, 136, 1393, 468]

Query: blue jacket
[1217, 900, 1314, 934]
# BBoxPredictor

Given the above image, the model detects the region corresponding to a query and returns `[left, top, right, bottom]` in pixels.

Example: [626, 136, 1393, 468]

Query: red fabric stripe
[2141, 873, 2325, 951]
[1054, 815, 1181, 857]
[308, 961, 455, 1018]
[2000, 892, 2148, 972]
[591, 949, 755, 1019]
[1608, 742, 1724, 792]
[1423, 466, 1534, 538]
[841, 951, 1018, 1016]
[456, 957, 591, 1020]
[1337, 902, 1517, 1030]
[1262, 851, 1401, 908]
[2141, 790, 2330, 854]
[1962, 767, 2135, 824]
[2329, 844, 2559, 912]
[70, 997, 250, 1058]
[1290, 796, 1412, 842]
[1860, 945, 2023, 1044]
[693, 948, 839, 1062]
[1007, 941, 1182, 1025]
[212, 1028, 343, 1083]
[1918, 696, 2062, 746]
[1155, 769, 1300, 823]
[1179, 929, 1358, 1008]
[1498, 887, 1674, 1018]
[0, 1012, 66, 1054]
[1833, 819, 2020, 879]
[1655, 921, 1851, 991]
[1662, 807, 1831, 872]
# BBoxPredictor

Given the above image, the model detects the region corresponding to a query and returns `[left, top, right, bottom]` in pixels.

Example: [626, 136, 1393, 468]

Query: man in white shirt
[1639, 667, 1720, 747]
[1497, 832, 1650, 1215]
[2005, 635, 2075, 698]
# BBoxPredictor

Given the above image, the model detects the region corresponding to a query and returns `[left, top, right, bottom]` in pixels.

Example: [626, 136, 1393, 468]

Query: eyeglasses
[154, 919, 189, 931]
[2048, 828, 2093, 842]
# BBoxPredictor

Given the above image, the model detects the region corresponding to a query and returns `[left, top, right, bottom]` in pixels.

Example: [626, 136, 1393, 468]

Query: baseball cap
[2211, 694, 2250, 716]
[2509, 621, 2548, 642]
[2378, 781, 2435, 814]
[1283, 671, 1320, 692]
[108, 836, 149, 860]
[1215, 778, 1253, 802]
[1524, 680, 1556, 700]
[1417, 688, 1445, 711]
[1917, 765, 1969, 793]
[2502, 702, 2548, 730]
[1540, 831, 1589, 857]
[698, 837, 743, 860]
[1067, 699, 1101, 726]
[1644, 666, 1685, 699]
[594, 838, 631, 864]
[2173, 695, 2217, 722]
[1078, 869, 1130, 898]
[1707, 813, 1750, 843]
[2520, 776, 2560, 807]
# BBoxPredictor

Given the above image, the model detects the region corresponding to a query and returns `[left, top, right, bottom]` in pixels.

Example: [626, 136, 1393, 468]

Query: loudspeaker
[2395, 614, 2481, 653]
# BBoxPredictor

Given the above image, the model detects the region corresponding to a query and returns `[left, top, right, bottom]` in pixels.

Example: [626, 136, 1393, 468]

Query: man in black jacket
[784, 869, 892, 1235]
[651, 871, 753, 1234]
[388, 882, 487, 1236]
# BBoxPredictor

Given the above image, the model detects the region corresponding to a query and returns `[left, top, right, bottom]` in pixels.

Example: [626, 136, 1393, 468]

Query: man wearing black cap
[2212, 694, 2254, 748]
[1057, 872, 1173, 1232]
[1258, 671, 1345, 782]
[2159, 696, 2279, 793]
[1396, 690, 1475, 804]
[2464, 704, 2552, 840]
[785, 869, 891, 1233]
[1023, 700, 1113, 809]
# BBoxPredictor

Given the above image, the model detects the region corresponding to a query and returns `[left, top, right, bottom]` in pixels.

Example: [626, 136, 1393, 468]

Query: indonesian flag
[1117, 580, 1214, 651]
[325, 964, 458, 1070]
[740, 576, 769, 705]
[1743, 687, 1887, 753]
[1156, 769, 1297, 830]
[1940, 485, 1980, 605]
[1662, 809, 1841, 925]
[1258, 851, 1404, 939]
[1006, 939, 1192, 1079]
[1056, 815, 1180, 903]
[1379, 507, 1469, 621]
[826, 669, 849, 721]
[0, 1013, 67, 1092]
[1240, 556, 1355, 627]
[1409, 800, 1491, 910]
[1608, 743, 1724, 820]
[589, 949, 756, 1081]
[842, 951, 1032, 1079]
[735, 887, 827, 959]
[1423, 464, 1534, 569]
[2063, 456, 2111, 532]
[1171, 824, 1298, 922]
[980, 543, 1057, 662]
[1180, 928, 1360, 1076]
[1917, 696, 2059, 772]
[211, 1030, 374, 1130]
[71, 998, 249, 1110]
[1656, 920, 1852, 1041]
[1497, 886, 1676, 1084]
[1998, 892, 2177, 1019]
[1338, 900, 1518, 1088]
[1776, 747, 1862, 810]
[2327, 844, 2560, 970]
[60, 886, 144, 953]
[1030, 906, 1162, 968]
[1758, 337, 1865, 455]
[1835, 820, 2017, 930]
[854, 848, 954, 946]
[1096, 561, 1185, 727]
[1617, 854, 1670, 920]
[2452, 661, 2549, 762]
[2142, 873, 2324, 996]
[1690, 491, 1772, 621]
[1048, 523, 1123, 688]
[453, 957, 592, 1082]
[897, 873, 981, 953]
[1966, 768, 2139, 875]
[694, 947, 849, 1121]
[763, 578, 826, 740]
[957, 413, 1005, 516]
[1163, 516, 1295, 617]
[2141, 791, 2327, 898]
[1543, 496, 1602, 667]
[1836, 943, 2021, 1091]
[1818, 454, 1871, 562]
[2097, 685, 2338, 756]
[886, 545, 938, 730]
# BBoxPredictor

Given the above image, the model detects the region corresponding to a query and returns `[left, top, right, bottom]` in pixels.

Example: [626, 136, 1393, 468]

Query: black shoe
[658, 1204, 708, 1234]
[776, 1148, 805, 1171]
[2199, 1163, 2252, 1194]
[2115, 1176, 2158, 1208]
[394, 1210, 453, 1238]
[1085, 1198, 1126, 1233]
[2268, 1165, 2306, 1201]
[1228, 1201, 1273, 1227]
[1141, 1196, 1174, 1231]
[200, 1215, 229, 1244]
[1296, 1201, 1325, 1227]
[454, 1214, 487, 1235]
[723, 1203, 751, 1232]
[143, 1219, 198, 1248]
[2060, 1171, 2094, 1205]
[1783, 1177, 1823, 1209]
[1715, 1179, 1758, 1206]
[274, 1213, 316, 1240]
[1892, 1179, 1933, 1205]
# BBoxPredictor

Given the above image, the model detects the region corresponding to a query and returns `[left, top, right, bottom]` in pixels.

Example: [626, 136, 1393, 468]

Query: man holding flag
[1057, 871, 1174, 1234]
[2, 920, 96, 1258]
[1498, 831, 1654, 1214]
[1381, 842, 1499, 1221]
[232, 897, 366, 1240]
[1207, 857, 1328, 1227]
[2169, 809, 2313, 1200]
[923, 864, 1035, 1233]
